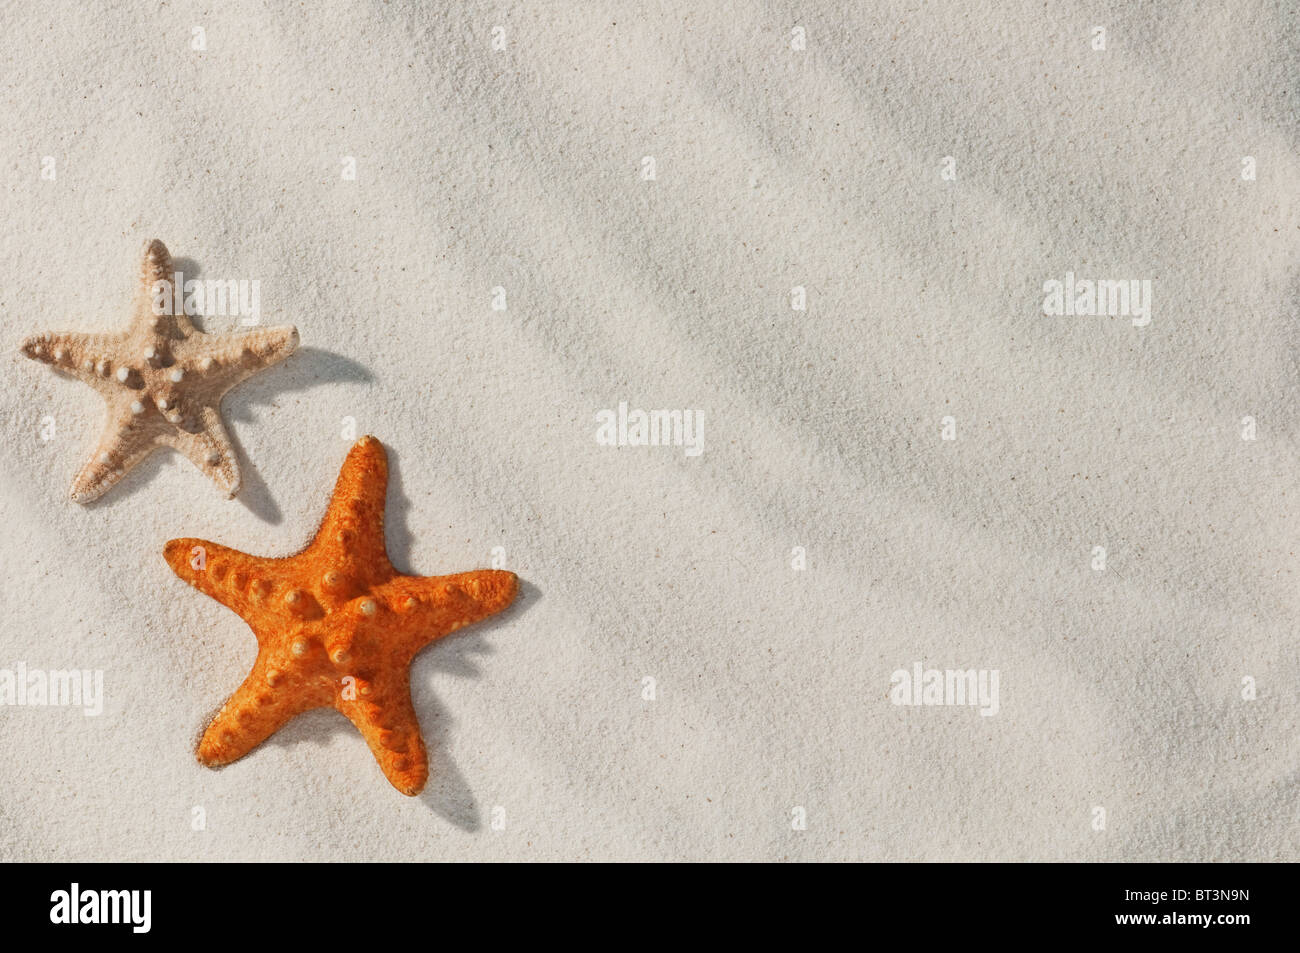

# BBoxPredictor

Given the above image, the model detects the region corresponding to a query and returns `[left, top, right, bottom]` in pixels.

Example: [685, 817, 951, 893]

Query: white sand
[1, 1, 1296, 861]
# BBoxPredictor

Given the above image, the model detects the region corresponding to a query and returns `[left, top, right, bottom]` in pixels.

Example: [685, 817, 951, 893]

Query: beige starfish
[20, 240, 298, 503]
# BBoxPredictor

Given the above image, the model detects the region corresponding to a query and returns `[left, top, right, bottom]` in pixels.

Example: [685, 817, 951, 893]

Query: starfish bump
[164, 435, 519, 796]
[20, 239, 298, 502]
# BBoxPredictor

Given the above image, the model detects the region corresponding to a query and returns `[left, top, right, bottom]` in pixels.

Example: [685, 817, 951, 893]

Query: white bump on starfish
[200, 357, 215, 371]
[96, 360, 109, 377]
[156, 396, 170, 411]
[98, 452, 110, 465]
[284, 590, 301, 607]
[291, 639, 308, 657]
[115, 366, 131, 382]
[205, 450, 221, 465]
[170, 368, 184, 383]
[359, 599, 377, 616]
[143, 346, 158, 364]
[131, 400, 145, 415]
[53, 348, 65, 362]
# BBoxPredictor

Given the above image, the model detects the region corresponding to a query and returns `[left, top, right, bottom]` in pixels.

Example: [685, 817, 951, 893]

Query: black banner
[5, 862, 1279, 940]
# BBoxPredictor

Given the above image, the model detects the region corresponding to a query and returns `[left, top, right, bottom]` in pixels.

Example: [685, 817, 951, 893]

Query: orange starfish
[163, 435, 518, 796]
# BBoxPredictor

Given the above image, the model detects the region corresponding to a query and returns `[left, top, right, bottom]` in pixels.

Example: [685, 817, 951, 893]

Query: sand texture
[0, 1, 1296, 861]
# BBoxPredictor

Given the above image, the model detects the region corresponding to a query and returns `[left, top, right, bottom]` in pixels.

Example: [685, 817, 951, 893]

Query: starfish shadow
[381, 444, 541, 827]
[222, 346, 374, 525]
[255, 708, 366, 788]
[82, 446, 186, 511]
[171, 256, 201, 281]
[414, 579, 538, 829]
[410, 660, 483, 831]
[382, 443, 417, 571]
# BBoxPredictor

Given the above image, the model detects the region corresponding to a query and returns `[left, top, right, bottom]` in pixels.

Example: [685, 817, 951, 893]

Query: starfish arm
[307, 435, 393, 578]
[69, 408, 159, 503]
[136, 238, 174, 308]
[163, 537, 284, 620]
[178, 325, 298, 393]
[164, 405, 242, 498]
[132, 239, 198, 337]
[197, 664, 327, 767]
[338, 673, 429, 796]
[20, 331, 129, 391]
[387, 569, 519, 655]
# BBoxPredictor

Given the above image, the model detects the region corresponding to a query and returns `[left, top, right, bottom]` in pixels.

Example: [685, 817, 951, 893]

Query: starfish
[19, 239, 298, 503]
[163, 435, 519, 796]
